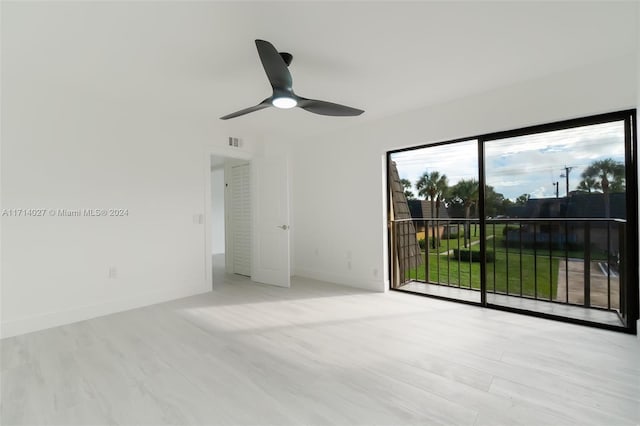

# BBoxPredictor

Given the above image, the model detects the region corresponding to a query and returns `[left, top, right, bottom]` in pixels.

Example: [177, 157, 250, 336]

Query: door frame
[204, 149, 253, 289]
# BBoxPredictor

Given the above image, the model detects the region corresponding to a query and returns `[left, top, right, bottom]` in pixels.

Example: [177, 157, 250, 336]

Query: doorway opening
[210, 155, 252, 287]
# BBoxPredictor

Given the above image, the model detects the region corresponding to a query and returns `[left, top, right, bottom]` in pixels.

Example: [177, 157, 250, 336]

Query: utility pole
[552, 182, 559, 198]
[560, 166, 573, 197]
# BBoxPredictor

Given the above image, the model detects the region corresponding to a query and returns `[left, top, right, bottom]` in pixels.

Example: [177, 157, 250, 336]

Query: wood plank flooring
[1, 272, 639, 425]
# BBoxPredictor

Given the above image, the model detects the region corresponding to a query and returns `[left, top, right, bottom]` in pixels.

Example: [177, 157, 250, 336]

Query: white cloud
[392, 120, 626, 201]
[391, 139, 478, 193]
[530, 186, 548, 198]
[491, 180, 525, 187]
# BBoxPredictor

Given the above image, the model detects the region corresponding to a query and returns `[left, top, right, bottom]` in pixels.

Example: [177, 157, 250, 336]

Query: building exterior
[504, 192, 625, 252]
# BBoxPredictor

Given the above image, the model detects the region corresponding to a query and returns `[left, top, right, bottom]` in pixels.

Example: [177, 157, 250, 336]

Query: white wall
[1, 95, 212, 337]
[211, 167, 225, 254]
[1, 97, 259, 338]
[0, 8, 261, 338]
[291, 55, 638, 292]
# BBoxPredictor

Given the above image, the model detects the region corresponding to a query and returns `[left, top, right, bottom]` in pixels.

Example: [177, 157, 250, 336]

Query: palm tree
[580, 158, 625, 217]
[400, 178, 415, 200]
[576, 176, 597, 193]
[416, 171, 448, 249]
[434, 178, 449, 216]
[450, 179, 479, 248]
[434, 177, 448, 247]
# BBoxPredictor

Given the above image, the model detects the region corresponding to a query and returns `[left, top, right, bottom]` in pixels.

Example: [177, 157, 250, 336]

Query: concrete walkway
[436, 235, 494, 255]
[555, 259, 619, 309]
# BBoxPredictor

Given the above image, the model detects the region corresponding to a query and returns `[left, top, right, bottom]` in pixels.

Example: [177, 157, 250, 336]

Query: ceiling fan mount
[220, 40, 364, 120]
[279, 52, 293, 67]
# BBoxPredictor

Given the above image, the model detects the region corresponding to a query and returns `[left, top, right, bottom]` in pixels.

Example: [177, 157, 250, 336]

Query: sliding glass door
[482, 116, 634, 329]
[389, 139, 481, 304]
[388, 110, 637, 332]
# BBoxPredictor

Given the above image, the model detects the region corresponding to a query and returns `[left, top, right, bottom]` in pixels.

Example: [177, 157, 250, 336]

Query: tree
[416, 171, 448, 249]
[434, 178, 449, 240]
[580, 158, 625, 218]
[484, 185, 507, 217]
[400, 178, 415, 200]
[449, 179, 479, 248]
[576, 177, 598, 193]
[515, 193, 530, 206]
[501, 198, 514, 216]
[433, 176, 449, 248]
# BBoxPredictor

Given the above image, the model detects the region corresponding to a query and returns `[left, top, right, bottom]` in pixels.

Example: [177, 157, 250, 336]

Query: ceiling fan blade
[255, 39, 292, 90]
[298, 98, 364, 117]
[220, 100, 270, 120]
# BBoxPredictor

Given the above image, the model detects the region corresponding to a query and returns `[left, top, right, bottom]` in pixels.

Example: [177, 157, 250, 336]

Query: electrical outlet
[373, 268, 378, 278]
[347, 261, 352, 270]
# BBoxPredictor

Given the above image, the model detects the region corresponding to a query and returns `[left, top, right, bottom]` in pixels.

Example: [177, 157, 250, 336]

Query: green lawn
[405, 252, 558, 299]
[407, 224, 559, 299]
[422, 227, 482, 253]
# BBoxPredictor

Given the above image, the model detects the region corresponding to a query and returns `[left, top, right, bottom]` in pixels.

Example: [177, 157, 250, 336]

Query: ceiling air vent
[228, 137, 242, 148]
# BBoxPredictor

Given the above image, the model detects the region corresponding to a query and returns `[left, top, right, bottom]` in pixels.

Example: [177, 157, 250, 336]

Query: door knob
[277, 225, 289, 230]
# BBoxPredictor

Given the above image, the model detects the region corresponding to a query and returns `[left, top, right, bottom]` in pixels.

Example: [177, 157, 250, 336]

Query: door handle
[277, 225, 289, 230]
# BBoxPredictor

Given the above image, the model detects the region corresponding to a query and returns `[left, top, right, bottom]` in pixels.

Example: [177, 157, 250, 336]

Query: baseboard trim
[1, 282, 210, 339]
[293, 268, 385, 292]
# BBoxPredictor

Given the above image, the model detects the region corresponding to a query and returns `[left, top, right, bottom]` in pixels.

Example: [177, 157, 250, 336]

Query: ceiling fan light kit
[272, 97, 297, 109]
[220, 39, 364, 120]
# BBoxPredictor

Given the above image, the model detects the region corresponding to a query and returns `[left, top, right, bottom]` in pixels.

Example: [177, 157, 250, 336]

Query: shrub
[452, 249, 495, 263]
[418, 237, 441, 250]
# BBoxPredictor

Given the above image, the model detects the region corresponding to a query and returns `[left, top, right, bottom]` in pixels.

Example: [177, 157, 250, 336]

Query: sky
[391, 120, 625, 201]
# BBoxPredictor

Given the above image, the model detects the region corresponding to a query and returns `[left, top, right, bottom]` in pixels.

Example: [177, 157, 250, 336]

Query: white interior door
[252, 157, 290, 287]
[231, 163, 251, 276]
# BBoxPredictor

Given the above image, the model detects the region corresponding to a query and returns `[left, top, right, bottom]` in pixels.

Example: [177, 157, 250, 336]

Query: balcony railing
[389, 217, 629, 326]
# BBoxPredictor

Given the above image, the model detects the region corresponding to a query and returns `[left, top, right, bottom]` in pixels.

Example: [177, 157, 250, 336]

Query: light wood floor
[1, 271, 639, 425]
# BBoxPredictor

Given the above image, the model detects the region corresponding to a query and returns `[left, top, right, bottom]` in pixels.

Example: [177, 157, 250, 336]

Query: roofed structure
[408, 200, 450, 220]
[388, 161, 422, 288]
[566, 192, 626, 219]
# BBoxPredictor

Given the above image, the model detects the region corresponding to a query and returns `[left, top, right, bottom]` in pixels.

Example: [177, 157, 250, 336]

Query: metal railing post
[584, 221, 591, 308]
[424, 219, 429, 283]
[619, 222, 626, 318]
[390, 221, 397, 288]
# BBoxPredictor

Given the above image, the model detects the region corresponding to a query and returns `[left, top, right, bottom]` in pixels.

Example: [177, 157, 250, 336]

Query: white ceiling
[4, 1, 638, 140]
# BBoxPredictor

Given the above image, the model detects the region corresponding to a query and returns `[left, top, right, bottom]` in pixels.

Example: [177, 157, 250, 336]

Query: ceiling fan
[220, 39, 364, 120]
